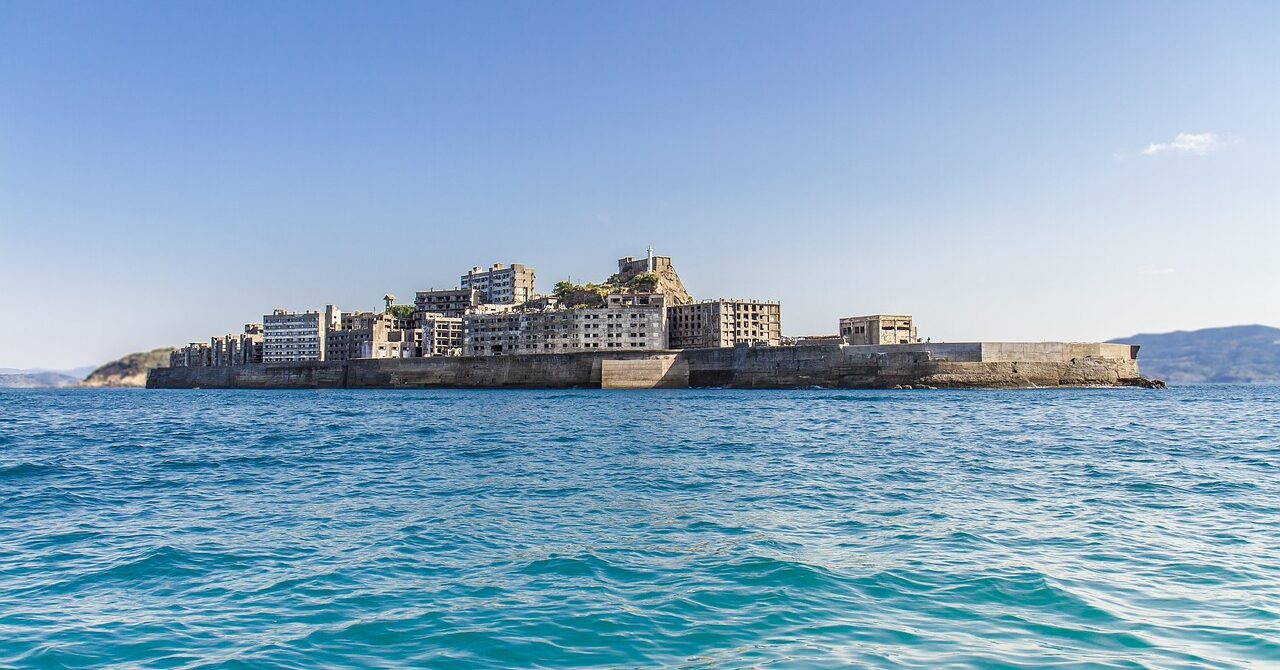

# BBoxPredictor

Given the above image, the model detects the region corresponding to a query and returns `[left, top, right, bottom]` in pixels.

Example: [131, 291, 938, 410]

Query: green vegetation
[551, 271, 662, 309]
[624, 272, 659, 292]
[553, 281, 611, 308]
[389, 304, 415, 319]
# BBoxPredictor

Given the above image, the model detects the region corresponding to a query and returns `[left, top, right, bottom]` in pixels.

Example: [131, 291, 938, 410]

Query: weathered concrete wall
[601, 356, 689, 389]
[147, 342, 1146, 390]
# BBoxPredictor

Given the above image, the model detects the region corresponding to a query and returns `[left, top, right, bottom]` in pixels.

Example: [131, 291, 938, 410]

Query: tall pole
[647, 244, 654, 272]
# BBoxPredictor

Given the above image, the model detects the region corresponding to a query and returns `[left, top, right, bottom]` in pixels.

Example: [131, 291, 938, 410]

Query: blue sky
[2, 1, 1277, 369]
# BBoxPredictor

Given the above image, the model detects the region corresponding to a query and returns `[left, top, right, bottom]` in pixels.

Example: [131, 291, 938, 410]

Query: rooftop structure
[414, 288, 487, 318]
[607, 250, 692, 306]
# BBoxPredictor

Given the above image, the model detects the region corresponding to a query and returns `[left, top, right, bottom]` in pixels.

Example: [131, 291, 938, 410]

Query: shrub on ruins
[624, 272, 659, 292]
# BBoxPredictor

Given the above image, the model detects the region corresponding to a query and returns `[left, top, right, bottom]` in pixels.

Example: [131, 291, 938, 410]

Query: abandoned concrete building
[667, 299, 782, 349]
[839, 315, 919, 345]
[461, 263, 536, 305]
[463, 293, 669, 356]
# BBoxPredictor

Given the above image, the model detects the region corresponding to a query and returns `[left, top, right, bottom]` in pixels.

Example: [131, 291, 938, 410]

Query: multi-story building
[668, 299, 782, 349]
[360, 327, 420, 359]
[463, 293, 668, 356]
[210, 324, 263, 366]
[326, 310, 421, 361]
[460, 263, 535, 305]
[419, 313, 464, 357]
[839, 315, 918, 345]
[170, 342, 212, 367]
[413, 288, 487, 318]
[263, 306, 338, 362]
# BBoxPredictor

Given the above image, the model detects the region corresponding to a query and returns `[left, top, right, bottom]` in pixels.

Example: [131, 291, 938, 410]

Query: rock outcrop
[606, 256, 693, 306]
[82, 348, 176, 388]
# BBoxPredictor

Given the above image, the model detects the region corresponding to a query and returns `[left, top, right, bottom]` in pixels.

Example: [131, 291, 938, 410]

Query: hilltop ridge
[1109, 325, 1280, 384]
[81, 348, 176, 388]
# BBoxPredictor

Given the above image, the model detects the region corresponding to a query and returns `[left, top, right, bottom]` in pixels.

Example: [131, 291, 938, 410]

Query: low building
[463, 293, 668, 356]
[668, 299, 782, 349]
[839, 315, 919, 345]
[413, 288, 487, 318]
[360, 327, 420, 359]
[787, 335, 845, 347]
[461, 263, 536, 305]
[263, 306, 339, 362]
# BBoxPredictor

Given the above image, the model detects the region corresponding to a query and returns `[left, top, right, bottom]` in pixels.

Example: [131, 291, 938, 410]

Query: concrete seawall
[147, 342, 1150, 390]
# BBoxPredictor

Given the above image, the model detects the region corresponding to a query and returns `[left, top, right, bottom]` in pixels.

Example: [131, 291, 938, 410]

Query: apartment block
[419, 313, 464, 357]
[460, 263, 535, 305]
[210, 324, 264, 366]
[668, 299, 782, 349]
[413, 288, 486, 318]
[463, 293, 668, 356]
[263, 306, 339, 362]
[839, 315, 918, 345]
[170, 342, 212, 367]
[326, 310, 421, 361]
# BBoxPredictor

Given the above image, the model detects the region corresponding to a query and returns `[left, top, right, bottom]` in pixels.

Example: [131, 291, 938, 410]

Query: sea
[1, 387, 1277, 669]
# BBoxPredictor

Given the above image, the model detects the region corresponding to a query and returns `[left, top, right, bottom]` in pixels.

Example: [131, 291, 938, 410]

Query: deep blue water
[1, 387, 1278, 669]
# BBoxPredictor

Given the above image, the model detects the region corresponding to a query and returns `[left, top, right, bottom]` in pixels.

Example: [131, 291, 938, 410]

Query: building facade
[211, 324, 263, 366]
[170, 342, 212, 367]
[460, 263, 535, 305]
[419, 313, 464, 357]
[263, 307, 338, 362]
[839, 315, 919, 345]
[463, 293, 668, 356]
[668, 299, 782, 349]
[326, 310, 421, 361]
[413, 288, 486, 318]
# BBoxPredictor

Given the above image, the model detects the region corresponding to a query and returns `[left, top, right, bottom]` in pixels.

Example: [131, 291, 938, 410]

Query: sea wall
[147, 342, 1147, 390]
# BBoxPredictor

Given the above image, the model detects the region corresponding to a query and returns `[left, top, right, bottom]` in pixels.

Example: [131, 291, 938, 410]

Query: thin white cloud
[1139, 266, 1177, 276]
[1141, 132, 1225, 156]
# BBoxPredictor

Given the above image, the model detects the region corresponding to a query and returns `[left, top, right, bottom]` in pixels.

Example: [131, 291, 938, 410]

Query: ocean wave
[1, 385, 1278, 667]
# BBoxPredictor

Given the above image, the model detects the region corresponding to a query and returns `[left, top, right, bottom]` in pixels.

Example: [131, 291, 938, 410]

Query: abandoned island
[149, 249, 1157, 390]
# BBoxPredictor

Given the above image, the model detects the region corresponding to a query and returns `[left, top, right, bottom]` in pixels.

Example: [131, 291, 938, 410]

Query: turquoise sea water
[1, 387, 1277, 669]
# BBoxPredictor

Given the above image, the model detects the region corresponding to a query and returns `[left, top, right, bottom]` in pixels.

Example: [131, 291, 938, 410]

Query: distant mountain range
[0, 366, 96, 379]
[1, 350, 174, 389]
[0, 371, 83, 388]
[1109, 325, 1280, 384]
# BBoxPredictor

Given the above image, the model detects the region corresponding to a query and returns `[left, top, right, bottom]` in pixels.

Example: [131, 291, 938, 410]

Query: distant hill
[1109, 325, 1280, 384]
[81, 348, 176, 388]
[0, 365, 96, 380]
[0, 371, 81, 388]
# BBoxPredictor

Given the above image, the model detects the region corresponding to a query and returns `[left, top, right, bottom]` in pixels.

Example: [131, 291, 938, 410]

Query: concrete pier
[146, 342, 1151, 390]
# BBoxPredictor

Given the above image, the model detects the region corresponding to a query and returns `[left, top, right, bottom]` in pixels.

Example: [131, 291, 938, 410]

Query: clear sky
[2, 1, 1277, 370]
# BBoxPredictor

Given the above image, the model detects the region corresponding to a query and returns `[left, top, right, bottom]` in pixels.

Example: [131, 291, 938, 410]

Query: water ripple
[0, 386, 1278, 668]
